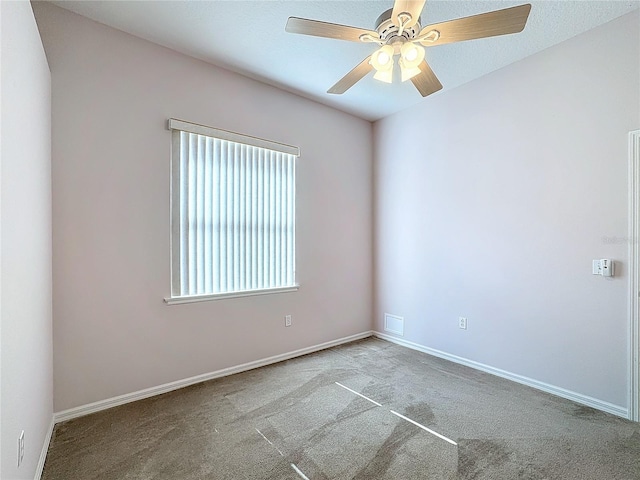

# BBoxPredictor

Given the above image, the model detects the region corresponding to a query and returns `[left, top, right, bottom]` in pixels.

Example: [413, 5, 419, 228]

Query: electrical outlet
[458, 317, 467, 330]
[285, 315, 292, 327]
[17, 430, 24, 467]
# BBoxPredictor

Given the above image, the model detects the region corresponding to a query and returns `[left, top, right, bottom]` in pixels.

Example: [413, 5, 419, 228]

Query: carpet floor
[42, 337, 640, 479]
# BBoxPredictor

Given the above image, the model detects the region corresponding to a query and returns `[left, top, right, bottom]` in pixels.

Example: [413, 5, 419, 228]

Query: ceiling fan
[285, 1, 532, 97]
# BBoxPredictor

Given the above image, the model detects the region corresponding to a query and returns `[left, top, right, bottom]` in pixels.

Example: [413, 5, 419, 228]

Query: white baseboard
[373, 331, 628, 419]
[52, 329, 626, 429]
[35, 417, 55, 480]
[54, 331, 374, 424]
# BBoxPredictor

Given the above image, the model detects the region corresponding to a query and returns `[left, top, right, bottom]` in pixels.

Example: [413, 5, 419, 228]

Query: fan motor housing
[375, 8, 421, 44]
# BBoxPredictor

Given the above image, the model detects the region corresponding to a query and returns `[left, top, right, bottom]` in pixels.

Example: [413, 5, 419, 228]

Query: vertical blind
[169, 119, 298, 298]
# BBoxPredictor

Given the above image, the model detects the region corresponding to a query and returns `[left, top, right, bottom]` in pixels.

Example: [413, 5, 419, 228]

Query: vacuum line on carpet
[291, 463, 310, 480]
[389, 410, 457, 446]
[255, 428, 284, 456]
[255, 428, 273, 445]
[335, 382, 382, 406]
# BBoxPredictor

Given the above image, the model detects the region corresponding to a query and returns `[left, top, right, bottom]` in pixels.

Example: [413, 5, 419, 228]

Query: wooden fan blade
[391, 0, 427, 28]
[419, 4, 531, 46]
[286, 17, 379, 42]
[328, 56, 374, 94]
[410, 60, 443, 97]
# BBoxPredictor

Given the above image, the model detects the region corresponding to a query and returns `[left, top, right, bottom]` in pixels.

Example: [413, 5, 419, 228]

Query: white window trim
[167, 119, 299, 156]
[165, 118, 299, 304]
[164, 285, 300, 305]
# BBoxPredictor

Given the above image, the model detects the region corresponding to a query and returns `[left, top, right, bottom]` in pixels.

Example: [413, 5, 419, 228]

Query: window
[165, 119, 299, 304]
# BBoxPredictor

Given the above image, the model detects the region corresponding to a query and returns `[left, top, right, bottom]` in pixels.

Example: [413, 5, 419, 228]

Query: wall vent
[384, 313, 404, 336]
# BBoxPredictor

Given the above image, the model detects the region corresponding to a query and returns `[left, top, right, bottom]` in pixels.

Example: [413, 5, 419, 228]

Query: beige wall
[1, 1, 53, 478]
[33, 3, 373, 412]
[374, 11, 639, 410]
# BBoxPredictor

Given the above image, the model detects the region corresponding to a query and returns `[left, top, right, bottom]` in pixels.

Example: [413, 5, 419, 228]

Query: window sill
[164, 285, 300, 305]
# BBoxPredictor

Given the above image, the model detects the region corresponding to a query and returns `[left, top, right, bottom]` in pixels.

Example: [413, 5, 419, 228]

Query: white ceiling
[49, 0, 639, 121]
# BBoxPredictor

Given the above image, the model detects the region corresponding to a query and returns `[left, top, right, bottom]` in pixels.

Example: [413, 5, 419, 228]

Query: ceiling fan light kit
[371, 45, 394, 70]
[369, 37, 427, 83]
[399, 42, 426, 81]
[370, 45, 395, 83]
[285, 1, 532, 97]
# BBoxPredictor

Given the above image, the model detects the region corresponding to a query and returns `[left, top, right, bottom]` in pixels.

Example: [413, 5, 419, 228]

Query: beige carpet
[42, 338, 640, 479]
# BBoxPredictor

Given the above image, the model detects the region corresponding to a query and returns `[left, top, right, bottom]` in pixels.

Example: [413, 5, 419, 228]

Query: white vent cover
[384, 313, 404, 336]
